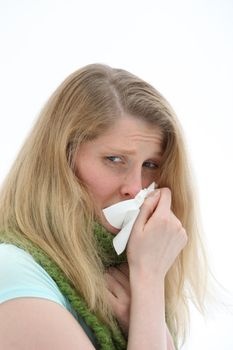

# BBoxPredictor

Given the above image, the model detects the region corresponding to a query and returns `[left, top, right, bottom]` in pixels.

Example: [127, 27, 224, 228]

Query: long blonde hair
[0, 63, 207, 345]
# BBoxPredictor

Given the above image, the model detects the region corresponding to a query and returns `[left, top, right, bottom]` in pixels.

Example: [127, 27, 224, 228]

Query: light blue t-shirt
[0, 243, 98, 348]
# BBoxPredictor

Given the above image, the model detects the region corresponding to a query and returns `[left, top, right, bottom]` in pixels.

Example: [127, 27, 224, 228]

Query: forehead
[94, 115, 163, 153]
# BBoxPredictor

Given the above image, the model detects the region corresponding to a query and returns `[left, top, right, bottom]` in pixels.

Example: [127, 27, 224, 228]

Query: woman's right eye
[106, 156, 122, 163]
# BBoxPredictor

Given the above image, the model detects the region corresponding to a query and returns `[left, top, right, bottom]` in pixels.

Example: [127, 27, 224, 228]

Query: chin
[104, 223, 120, 235]
[98, 213, 120, 235]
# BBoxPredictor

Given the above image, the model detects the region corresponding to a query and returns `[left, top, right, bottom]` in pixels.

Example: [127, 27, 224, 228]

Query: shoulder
[0, 243, 69, 308]
[0, 297, 95, 349]
[0, 244, 97, 349]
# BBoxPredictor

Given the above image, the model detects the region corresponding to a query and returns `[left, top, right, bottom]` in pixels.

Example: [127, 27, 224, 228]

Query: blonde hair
[0, 63, 207, 345]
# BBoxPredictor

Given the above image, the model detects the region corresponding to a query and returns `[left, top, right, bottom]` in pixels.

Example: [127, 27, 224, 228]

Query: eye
[143, 161, 159, 169]
[106, 156, 123, 163]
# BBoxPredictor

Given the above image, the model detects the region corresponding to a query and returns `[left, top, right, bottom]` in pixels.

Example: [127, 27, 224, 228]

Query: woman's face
[75, 115, 163, 233]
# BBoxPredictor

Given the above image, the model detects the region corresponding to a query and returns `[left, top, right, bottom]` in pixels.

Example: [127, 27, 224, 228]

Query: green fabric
[93, 223, 127, 268]
[0, 224, 127, 350]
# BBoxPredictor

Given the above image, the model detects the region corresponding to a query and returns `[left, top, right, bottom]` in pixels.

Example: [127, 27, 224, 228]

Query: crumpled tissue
[103, 182, 156, 255]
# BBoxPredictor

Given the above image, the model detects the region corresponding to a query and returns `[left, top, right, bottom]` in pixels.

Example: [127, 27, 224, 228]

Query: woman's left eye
[143, 161, 159, 169]
[105, 157, 159, 168]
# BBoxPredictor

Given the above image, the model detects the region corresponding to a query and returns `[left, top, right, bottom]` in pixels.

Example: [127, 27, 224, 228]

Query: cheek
[142, 169, 160, 188]
[86, 174, 118, 208]
[77, 163, 118, 207]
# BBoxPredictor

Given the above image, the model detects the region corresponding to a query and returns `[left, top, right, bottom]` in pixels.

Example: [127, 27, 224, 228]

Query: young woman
[0, 64, 207, 349]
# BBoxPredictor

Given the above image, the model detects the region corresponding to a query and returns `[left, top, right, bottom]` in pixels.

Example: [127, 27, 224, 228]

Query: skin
[0, 115, 187, 349]
[75, 115, 163, 233]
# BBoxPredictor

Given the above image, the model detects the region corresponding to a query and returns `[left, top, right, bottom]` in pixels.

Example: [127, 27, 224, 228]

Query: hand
[105, 263, 130, 335]
[127, 187, 188, 279]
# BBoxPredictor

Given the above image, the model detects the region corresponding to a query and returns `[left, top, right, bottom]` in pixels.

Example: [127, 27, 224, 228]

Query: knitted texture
[93, 222, 127, 268]
[0, 224, 127, 350]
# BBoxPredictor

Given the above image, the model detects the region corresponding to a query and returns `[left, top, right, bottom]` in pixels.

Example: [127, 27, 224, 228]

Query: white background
[0, 0, 233, 348]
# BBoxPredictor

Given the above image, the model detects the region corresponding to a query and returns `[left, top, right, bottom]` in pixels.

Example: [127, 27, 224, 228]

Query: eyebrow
[106, 147, 163, 158]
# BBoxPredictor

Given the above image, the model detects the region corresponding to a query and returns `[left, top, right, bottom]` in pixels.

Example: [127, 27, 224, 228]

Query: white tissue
[103, 182, 156, 255]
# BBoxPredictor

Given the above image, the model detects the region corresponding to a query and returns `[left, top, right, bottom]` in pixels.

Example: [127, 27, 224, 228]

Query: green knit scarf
[0, 223, 128, 350]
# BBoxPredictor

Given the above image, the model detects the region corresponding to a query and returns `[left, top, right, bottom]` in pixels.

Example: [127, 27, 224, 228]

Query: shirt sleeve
[0, 243, 71, 308]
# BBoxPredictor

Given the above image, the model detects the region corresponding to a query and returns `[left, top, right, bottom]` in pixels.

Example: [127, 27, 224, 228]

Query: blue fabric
[0, 243, 98, 348]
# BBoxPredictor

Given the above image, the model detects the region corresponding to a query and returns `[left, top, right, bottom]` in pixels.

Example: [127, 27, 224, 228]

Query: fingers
[105, 265, 131, 334]
[153, 187, 172, 217]
[117, 263, 129, 278]
[135, 188, 172, 230]
[105, 288, 119, 308]
[127, 186, 187, 277]
[105, 273, 122, 299]
[105, 266, 130, 299]
[135, 189, 161, 229]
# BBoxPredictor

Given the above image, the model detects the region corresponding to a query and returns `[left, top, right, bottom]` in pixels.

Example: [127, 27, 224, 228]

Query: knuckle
[180, 226, 187, 235]
[159, 214, 170, 226]
[180, 227, 188, 243]
[175, 219, 183, 230]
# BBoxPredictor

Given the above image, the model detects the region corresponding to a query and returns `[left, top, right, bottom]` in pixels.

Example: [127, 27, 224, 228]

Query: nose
[119, 169, 143, 199]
